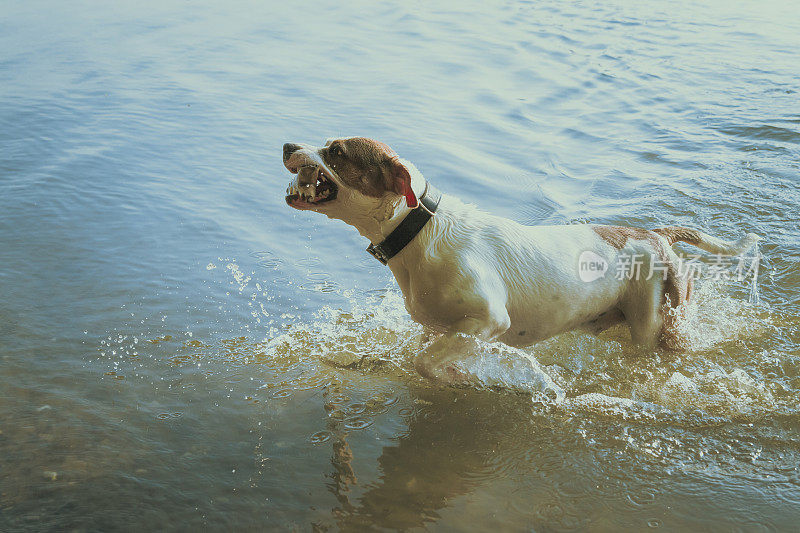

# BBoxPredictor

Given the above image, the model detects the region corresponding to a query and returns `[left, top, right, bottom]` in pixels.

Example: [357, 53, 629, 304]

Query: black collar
[366, 182, 442, 265]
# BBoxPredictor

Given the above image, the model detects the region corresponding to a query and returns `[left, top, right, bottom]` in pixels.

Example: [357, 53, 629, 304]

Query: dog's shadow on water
[317, 384, 574, 531]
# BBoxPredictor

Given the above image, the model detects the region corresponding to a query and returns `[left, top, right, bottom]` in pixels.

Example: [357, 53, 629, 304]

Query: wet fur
[283, 138, 759, 382]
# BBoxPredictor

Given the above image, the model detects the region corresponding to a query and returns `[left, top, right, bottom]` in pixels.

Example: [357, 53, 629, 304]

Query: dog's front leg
[414, 315, 509, 383]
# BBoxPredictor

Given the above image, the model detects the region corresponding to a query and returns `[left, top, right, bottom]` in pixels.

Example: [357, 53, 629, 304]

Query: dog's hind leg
[620, 279, 664, 347]
[658, 266, 693, 350]
[620, 240, 695, 351]
[621, 266, 694, 350]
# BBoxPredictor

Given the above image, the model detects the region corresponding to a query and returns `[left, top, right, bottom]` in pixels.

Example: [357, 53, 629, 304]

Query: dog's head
[283, 137, 418, 218]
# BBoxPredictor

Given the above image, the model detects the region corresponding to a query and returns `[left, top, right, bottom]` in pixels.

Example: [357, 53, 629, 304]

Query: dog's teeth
[288, 183, 305, 198]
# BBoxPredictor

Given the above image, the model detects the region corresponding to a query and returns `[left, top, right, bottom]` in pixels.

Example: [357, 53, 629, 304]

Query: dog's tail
[653, 226, 761, 256]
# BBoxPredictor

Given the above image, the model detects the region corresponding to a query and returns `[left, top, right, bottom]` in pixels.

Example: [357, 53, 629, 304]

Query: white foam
[216, 262, 779, 421]
[458, 343, 565, 402]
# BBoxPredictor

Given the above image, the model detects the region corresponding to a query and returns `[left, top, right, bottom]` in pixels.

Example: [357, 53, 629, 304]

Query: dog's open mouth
[285, 166, 339, 208]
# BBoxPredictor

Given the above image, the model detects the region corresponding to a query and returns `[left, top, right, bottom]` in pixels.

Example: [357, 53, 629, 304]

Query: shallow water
[2, 0, 800, 530]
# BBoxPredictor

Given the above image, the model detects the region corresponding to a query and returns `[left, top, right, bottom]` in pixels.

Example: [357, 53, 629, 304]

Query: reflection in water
[315, 382, 800, 531]
[329, 388, 522, 531]
[76, 252, 800, 530]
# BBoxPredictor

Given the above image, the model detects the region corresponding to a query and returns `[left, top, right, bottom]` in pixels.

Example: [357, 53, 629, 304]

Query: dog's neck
[332, 168, 428, 245]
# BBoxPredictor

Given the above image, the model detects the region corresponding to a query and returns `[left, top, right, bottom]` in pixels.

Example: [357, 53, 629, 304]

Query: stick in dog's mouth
[285, 165, 338, 208]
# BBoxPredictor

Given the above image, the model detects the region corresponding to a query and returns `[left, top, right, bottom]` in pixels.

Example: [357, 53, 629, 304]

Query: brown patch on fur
[652, 226, 703, 247]
[322, 137, 402, 199]
[592, 225, 693, 350]
[592, 225, 653, 249]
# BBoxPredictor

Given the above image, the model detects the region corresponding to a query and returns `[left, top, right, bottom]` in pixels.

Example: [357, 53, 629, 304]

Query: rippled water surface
[2, 0, 800, 530]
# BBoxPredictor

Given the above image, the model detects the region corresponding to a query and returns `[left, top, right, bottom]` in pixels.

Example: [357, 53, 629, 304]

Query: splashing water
[748, 242, 762, 306]
[96, 254, 785, 426]
[215, 258, 779, 420]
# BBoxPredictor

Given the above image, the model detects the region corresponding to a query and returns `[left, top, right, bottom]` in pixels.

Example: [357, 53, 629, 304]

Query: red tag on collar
[405, 187, 418, 208]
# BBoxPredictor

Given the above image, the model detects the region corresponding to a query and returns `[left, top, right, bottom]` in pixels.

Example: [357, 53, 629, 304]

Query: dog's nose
[283, 143, 302, 162]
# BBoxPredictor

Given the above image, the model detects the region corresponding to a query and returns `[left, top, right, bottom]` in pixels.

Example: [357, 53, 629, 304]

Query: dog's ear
[388, 156, 418, 208]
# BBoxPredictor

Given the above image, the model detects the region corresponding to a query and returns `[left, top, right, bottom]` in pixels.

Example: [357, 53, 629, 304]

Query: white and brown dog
[283, 137, 759, 383]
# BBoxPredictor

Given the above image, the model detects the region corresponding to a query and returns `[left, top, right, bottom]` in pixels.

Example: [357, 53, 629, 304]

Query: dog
[283, 137, 760, 383]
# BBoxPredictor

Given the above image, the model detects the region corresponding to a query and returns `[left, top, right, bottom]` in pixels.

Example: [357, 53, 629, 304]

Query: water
[1, 0, 799, 530]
